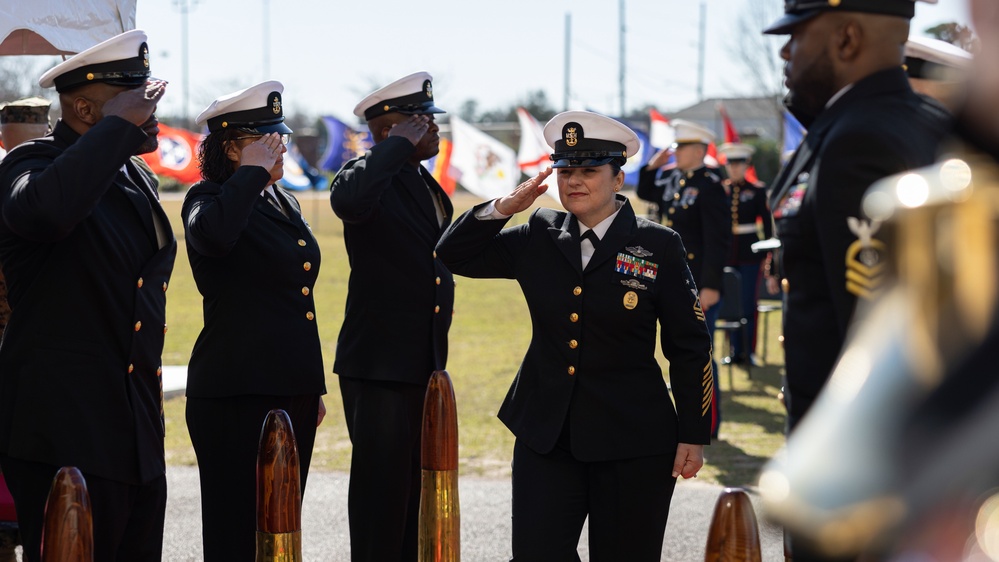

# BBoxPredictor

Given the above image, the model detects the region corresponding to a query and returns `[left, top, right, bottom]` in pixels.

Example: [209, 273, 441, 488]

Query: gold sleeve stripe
[846, 280, 876, 300]
[701, 361, 714, 416]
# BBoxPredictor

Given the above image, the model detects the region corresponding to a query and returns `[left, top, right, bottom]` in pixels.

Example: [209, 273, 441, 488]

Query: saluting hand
[239, 132, 284, 170]
[388, 115, 431, 146]
[646, 147, 673, 170]
[494, 167, 553, 216]
[672, 443, 704, 479]
[102, 79, 167, 127]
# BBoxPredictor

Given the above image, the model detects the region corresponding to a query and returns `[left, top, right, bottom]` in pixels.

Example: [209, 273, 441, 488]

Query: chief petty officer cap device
[543, 110, 640, 169]
[353, 71, 446, 122]
[196, 80, 293, 135]
[764, 0, 938, 35]
[39, 29, 153, 92]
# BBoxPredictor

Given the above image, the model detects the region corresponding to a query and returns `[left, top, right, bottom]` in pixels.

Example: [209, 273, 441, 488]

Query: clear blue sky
[133, 0, 969, 124]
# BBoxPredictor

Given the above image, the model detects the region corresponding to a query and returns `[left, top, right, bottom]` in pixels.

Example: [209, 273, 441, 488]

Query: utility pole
[263, 0, 270, 79]
[697, 0, 706, 102]
[619, 0, 626, 117]
[172, 0, 198, 126]
[564, 12, 571, 111]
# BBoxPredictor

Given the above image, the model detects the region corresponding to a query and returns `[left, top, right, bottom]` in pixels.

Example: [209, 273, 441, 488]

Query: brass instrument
[757, 152, 999, 558]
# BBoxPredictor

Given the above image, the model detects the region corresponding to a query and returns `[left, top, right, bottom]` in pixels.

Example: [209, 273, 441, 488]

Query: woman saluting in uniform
[436, 110, 713, 561]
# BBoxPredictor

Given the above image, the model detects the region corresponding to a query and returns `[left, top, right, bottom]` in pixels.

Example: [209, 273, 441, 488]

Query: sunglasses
[232, 133, 291, 145]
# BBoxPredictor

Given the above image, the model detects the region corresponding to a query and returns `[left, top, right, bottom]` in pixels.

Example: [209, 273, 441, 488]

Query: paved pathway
[163, 465, 784, 561]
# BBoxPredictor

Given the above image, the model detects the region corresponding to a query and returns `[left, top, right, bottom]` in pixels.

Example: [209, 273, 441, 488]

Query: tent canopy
[0, 1, 136, 56]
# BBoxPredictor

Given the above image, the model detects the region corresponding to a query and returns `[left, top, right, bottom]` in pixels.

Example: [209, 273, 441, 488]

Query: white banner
[449, 116, 520, 200]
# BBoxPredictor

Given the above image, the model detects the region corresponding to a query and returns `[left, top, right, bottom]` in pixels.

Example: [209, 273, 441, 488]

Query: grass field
[160, 190, 786, 487]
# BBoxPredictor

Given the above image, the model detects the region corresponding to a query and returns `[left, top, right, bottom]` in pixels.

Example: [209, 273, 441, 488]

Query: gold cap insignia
[424, 79, 433, 99]
[565, 126, 578, 147]
[271, 95, 281, 115]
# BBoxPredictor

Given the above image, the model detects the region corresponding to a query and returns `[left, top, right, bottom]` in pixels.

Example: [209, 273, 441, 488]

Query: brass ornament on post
[256, 409, 302, 562]
[418, 370, 460, 562]
[41, 467, 93, 562]
[704, 488, 762, 562]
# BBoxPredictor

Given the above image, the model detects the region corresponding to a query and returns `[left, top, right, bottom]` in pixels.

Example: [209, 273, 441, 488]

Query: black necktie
[580, 229, 600, 246]
[264, 191, 288, 218]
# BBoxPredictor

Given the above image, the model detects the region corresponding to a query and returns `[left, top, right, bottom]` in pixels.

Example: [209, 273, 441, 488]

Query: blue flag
[782, 109, 806, 163]
[278, 140, 326, 191]
[614, 118, 653, 187]
[320, 115, 373, 172]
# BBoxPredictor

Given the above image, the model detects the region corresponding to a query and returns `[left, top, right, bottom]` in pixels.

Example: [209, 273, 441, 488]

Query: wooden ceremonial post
[704, 487, 762, 562]
[256, 409, 302, 562]
[418, 370, 460, 562]
[41, 467, 93, 562]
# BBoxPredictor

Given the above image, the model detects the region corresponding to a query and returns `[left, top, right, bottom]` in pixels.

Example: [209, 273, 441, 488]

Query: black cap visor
[763, 9, 822, 34]
[240, 121, 293, 135]
[550, 152, 626, 169]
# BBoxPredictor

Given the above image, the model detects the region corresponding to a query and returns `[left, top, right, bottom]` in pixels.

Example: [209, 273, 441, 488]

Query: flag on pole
[140, 123, 202, 184]
[448, 116, 519, 200]
[514, 107, 559, 197]
[716, 102, 741, 144]
[515, 107, 549, 174]
[425, 136, 456, 195]
[278, 141, 325, 191]
[649, 108, 674, 150]
[613, 117, 653, 188]
[782, 109, 806, 163]
[716, 102, 758, 182]
[319, 115, 372, 172]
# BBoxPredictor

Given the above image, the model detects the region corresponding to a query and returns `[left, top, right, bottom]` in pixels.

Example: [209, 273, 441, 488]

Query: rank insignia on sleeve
[845, 217, 887, 300]
[615, 253, 658, 281]
[625, 246, 653, 258]
[693, 302, 706, 322]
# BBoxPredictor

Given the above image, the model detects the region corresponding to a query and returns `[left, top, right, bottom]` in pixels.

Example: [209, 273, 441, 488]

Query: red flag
[715, 102, 759, 182]
[649, 108, 674, 149]
[140, 123, 203, 185]
[716, 102, 740, 144]
[430, 136, 456, 195]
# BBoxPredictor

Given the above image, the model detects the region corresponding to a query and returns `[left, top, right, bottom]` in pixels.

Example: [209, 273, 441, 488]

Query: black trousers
[510, 439, 676, 562]
[186, 394, 320, 562]
[0, 455, 166, 562]
[339, 376, 427, 562]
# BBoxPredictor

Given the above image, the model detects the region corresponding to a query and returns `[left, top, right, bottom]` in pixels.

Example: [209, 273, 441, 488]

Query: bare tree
[729, 0, 785, 98]
[0, 56, 58, 102]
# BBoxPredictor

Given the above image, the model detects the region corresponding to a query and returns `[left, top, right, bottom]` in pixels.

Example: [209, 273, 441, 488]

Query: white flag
[449, 116, 520, 200]
[516, 108, 550, 175]
[649, 108, 675, 150]
[515, 108, 559, 199]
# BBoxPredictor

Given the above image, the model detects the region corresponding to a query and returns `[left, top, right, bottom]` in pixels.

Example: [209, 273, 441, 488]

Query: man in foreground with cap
[0, 30, 174, 562]
[330, 71, 454, 562]
[719, 142, 772, 368]
[763, 1, 949, 559]
[636, 119, 729, 439]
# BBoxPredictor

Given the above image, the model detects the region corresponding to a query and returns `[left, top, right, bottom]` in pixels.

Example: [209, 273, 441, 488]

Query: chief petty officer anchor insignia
[845, 217, 887, 300]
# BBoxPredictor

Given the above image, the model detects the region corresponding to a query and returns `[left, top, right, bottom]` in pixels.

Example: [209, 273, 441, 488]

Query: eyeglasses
[232, 133, 291, 145]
